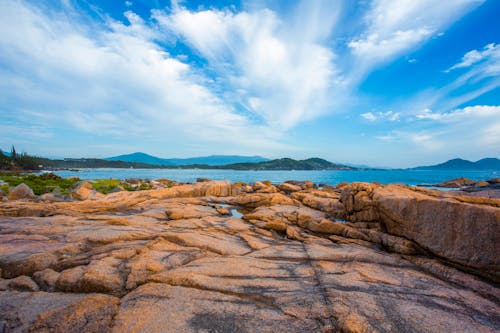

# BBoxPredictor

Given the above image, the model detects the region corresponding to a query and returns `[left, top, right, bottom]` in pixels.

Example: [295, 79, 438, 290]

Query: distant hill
[106, 152, 269, 166]
[106, 152, 171, 165]
[219, 158, 355, 170]
[413, 158, 500, 170]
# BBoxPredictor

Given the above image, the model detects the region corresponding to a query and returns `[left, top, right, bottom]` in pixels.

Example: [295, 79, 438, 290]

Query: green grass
[90, 179, 122, 194]
[0, 172, 80, 195]
[0, 172, 155, 196]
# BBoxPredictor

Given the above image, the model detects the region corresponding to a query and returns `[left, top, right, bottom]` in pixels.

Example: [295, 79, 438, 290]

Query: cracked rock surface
[0, 180, 498, 332]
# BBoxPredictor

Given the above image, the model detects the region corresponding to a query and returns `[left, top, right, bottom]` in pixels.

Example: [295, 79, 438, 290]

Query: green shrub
[91, 179, 122, 194]
[0, 172, 79, 195]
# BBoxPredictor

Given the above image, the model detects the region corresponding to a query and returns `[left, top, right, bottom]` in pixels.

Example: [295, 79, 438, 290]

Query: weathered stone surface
[0, 291, 119, 332]
[285, 180, 315, 189]
[252, 181, 278, 193]
[7, 183, 35, 200]
[0, 275, 39, 291]
[72, 181, 105, 201]
[435, 177, 476, 188]
[113, 283, 320, 333]
[276, 182, 302, 193]
[33, 268, 60, 291]
[0, 180, 498, 332]
[235, 192, 297, 208]
[291, 190, 344, 217]
[341, 182, 500, 281]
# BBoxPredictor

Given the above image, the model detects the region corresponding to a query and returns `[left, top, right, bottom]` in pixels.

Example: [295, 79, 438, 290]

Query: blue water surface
[48, 169, 499, 186]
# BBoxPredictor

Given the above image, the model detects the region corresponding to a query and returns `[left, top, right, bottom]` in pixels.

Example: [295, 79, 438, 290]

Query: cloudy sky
[0, 0, 499, 167]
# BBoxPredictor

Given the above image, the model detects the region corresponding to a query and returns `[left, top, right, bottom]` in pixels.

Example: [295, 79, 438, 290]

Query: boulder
[341, 183, 500, 281]
[291, 190, 343, 216]
[71, 181, 103, 201]
[276, 183, 302, 193]
[107, 186, 124, 193]
[40, 190, 69, 202]
[252, 181, 278, 193]
[0, 275, 39, 291]
[7, 183, 35, 200]
[33, 268, 60, 291]
[434, 177, 476, 188]
[196, 178, 210, 182]
[285, 180, 315, 190]
[235, 193, 297, 208]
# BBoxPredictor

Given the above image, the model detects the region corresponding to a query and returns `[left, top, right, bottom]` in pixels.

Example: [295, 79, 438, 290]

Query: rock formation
[0, 180, 498, 332]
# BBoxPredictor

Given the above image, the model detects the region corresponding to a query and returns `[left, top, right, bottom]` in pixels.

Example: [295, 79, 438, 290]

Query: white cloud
[348, 0, 484, 77]
[361, 111, 400, 122]
[446, 43, 499, 72]
[361, 112, 377, 121]
[153, 2, 339, 129]
[417, 105, 500, 123]
[416, 108, 442, 120]
[0, 1, 290, 155]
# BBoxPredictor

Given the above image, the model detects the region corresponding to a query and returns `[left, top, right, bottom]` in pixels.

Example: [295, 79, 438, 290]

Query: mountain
[106, 152, 171, 165]
[413, 158, 500, 170]
[105, 152, 269, 166]
[219, 158, 355, 170]
[165, 155, 269, 166]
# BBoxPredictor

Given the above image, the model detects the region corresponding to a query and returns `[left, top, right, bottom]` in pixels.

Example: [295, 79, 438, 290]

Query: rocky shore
[0, 179, 499, 332]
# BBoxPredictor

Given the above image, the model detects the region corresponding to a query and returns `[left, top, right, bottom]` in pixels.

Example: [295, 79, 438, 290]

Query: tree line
[0, 146, 42, 170]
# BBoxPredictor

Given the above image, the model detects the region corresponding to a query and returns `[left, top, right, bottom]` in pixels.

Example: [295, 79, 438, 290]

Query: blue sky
[0, 0, 499, 167]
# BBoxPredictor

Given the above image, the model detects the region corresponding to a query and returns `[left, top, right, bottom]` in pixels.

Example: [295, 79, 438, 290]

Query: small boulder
[40, 188, 69, 202]
[33, 268, 60, 291]
[214, 205, 231, 216]
[196, 178, 211, 182]
[71, 181, 103, 200]
[252, 181, 278, 193]
[108, 186, 124, 193]
[0, 275, 39, 291]
[285, 180, 315, 190]
[276, 183, 302, 193]
[7, 183, 35, 200]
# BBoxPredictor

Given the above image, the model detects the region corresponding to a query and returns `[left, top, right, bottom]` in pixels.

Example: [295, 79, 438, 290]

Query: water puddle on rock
[207, 202, 244, 218]
[229, 209, 243, 218]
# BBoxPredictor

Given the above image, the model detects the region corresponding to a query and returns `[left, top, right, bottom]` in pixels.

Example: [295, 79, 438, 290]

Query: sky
[0, 0, 499, 168]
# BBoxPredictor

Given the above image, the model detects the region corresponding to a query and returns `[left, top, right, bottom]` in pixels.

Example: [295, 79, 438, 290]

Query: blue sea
[48, 168, 499, 186]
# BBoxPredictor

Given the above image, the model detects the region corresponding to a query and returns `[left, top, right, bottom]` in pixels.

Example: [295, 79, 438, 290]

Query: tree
[0, 148, 10, 169]
[11, 145, 17, 159]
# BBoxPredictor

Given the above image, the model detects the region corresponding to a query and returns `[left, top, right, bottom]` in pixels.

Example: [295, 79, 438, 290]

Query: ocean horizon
[47, 168, 499, 186]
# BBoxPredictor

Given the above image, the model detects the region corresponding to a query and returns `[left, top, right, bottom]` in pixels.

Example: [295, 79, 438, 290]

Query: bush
[0, 172, 79, 195]
[91, 179, 122, 194]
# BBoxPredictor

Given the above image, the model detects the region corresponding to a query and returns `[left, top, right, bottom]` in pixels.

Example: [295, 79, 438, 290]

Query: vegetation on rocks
[0, 172, 79, 195]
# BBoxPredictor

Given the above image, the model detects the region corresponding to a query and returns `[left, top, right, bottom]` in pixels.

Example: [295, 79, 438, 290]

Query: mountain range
[219, 158, 354, 170]
[413, 158, 500, 170]
[105, 152, 269, 166]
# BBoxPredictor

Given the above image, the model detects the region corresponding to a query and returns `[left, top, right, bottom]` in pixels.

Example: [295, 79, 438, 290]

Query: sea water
[48, 168, 498, 186]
